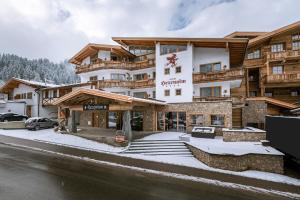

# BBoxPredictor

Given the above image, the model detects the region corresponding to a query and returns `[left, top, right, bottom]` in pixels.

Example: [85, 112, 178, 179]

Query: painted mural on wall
[165, 53, 178, 68]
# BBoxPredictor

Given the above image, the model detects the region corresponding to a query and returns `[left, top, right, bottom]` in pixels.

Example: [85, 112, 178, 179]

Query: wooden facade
[242, 21, 300, 105]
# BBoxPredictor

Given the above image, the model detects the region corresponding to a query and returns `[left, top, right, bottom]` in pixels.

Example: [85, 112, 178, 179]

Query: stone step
[130, 144, 185, 147]
[125, 149, 191, 153]
[128, 146, 188, 150]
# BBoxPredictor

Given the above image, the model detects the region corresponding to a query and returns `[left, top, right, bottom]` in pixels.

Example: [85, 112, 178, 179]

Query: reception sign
[83, 104, 108, 111]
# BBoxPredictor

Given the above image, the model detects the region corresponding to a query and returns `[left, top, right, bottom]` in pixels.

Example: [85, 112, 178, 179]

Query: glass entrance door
[164, 112, 186, 132]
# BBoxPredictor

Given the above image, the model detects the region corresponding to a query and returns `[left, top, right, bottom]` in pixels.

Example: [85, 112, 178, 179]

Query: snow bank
[0, 129, 123, 153]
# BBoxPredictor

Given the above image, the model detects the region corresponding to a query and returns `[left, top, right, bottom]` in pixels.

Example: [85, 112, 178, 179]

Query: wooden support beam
[109, 104, 133, 111]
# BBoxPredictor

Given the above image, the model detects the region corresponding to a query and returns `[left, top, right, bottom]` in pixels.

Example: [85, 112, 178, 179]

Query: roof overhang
[0, 78, 49, 93]
[69, 43, 135, 65]
[112, 37, 248, 68]
[246, 97, 297, 109]
[249, 20, 300, 47]
[53, 88, 166, 106]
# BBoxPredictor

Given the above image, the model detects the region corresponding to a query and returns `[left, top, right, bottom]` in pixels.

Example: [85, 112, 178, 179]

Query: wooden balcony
[243, 58, 264, 67]
[193, 68, 244, 83]
[266, 50, 300, 62]
[42, 97, 60, 106]
[265, 73, 300, 84]
[193, 96, 243, 104]
[75, 59, 155, 74]
[95, 79, 155, 89]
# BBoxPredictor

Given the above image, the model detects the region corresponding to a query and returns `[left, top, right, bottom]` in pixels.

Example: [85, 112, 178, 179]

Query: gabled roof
[0, 78, 59, 93]
[69, 43, 135, 65]
[249, 20, 300, 47]
[225, 31, 267, 39]
[53, 88, 166, 106]
[246, 97, 297, 109]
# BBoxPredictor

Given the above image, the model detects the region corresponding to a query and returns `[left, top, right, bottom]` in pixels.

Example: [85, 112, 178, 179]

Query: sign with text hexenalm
[83, 104, 108, 111]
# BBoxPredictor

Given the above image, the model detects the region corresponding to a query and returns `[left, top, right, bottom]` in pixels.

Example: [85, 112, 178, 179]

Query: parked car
[0, 113, 28, 122]
[25, 117, 59, 130]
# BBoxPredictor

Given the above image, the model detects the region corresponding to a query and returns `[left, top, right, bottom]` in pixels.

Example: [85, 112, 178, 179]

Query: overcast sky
[0, 0, 299, 62]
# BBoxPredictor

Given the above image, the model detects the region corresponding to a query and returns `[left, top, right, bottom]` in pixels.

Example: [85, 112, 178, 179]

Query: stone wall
[223, 130, 266, 142]
[187, 144, 283, 174]
[157, 101, 232, 133]
[242, 100, 267, 128]
[79, 110, 107, 128]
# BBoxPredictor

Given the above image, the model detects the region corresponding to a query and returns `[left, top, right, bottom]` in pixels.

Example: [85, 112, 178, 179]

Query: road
[0, 143, 293, 200]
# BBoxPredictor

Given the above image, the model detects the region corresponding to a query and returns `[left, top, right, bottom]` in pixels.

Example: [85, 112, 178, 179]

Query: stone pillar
[71, 110, 77, 133]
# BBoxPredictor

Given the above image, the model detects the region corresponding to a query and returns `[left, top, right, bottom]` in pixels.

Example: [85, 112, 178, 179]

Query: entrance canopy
[53, 88, 166, 110]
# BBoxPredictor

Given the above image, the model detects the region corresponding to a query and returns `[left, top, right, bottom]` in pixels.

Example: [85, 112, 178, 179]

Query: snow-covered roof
[0, 77, 59, 92]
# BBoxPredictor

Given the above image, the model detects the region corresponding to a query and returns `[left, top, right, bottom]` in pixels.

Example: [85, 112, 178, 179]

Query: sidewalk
[0, 134, 299, 195]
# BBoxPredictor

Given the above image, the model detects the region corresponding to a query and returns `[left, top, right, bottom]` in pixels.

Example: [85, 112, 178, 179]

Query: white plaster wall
[156, 43, 193, 103]
[0, 102, 26, 115]
[193, 47, 230, 73]
[193, 81, 231, 97]
[98, 50, 111, 61]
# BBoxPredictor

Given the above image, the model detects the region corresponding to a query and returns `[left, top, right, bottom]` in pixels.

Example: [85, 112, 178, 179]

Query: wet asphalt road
[0, 143, 292, 200]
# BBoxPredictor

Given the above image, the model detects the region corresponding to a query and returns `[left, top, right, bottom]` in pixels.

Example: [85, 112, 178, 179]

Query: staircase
[122, 140, 193, 157]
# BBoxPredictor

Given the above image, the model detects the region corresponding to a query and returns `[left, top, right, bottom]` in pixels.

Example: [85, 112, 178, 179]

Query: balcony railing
[42, 97, 60, 106]
[243, 58, 264, 67]
[95, 79, 155, 89]
[75, 59, 155, 74]
[265, 73, 300, 83]
[193, 96, 244, 104]
[266, 50, 300, 62]
[193, 68, 244, 83]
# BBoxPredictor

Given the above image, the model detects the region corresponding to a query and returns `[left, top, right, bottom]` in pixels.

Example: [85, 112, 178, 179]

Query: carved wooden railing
[75, 58, 155, 74]
[266, 50, 300, 61]
[42, 97, 60, 106]
[193, 96, 244, 104]
[193, 68, 244, 83]
[265, 73, 300, 83]
[95, 79, 155, 89]
[243, 58, 264, 67]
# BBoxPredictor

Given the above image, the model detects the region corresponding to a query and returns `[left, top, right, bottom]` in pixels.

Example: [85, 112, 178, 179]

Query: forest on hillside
[0, 53, 79, 85]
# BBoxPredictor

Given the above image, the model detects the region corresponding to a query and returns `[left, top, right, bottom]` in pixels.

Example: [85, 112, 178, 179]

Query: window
[89, 76, 98, 81]
[111, 73, 126, 80]
[247, 49, 261, 59]
[164, 68, 170, 75]
[133, 73, 147, 81]
[21, 93, 26, 99]
[164, 89, 170, 96]
[272, 66, 283, 74]
[129, 46, 155, 56]
[265, 92, 273, 97]
[53, 90, 58, 98]
[200, 87, 221, 97]
[199, 62, 221, 73]
[26, 92, 32, 99]
[175, 89, 181, 96]
[291, 91, 298, 96]
[292, 33, 300, 40]
[249, 91, 257, 97]
[292, 41, 300, 50]
[271, 43, 284, 52]
[152, 91, 156, 99]
[175, 66, 181, 73]
[211, 115, 225, 126]
[190, 114, 203, 126]
[160, 44, 187, 55]
[152, 72, 156, 79]
[133, 92, 147, 99]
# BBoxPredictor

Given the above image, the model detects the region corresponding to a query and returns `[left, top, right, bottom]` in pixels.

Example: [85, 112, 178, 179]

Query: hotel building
[1, 20, 300, 133]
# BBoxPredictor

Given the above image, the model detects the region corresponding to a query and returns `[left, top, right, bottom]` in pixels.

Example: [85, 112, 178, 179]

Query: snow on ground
[0, 129, 124, 153]
[0, 129, 299, 186]
[139, 131, 185, 140]
[188, 135, 283, 156]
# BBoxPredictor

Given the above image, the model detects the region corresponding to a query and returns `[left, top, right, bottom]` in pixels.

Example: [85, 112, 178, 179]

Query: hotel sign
[161, 78, 186, 87]
[83, 104, 108, 111]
